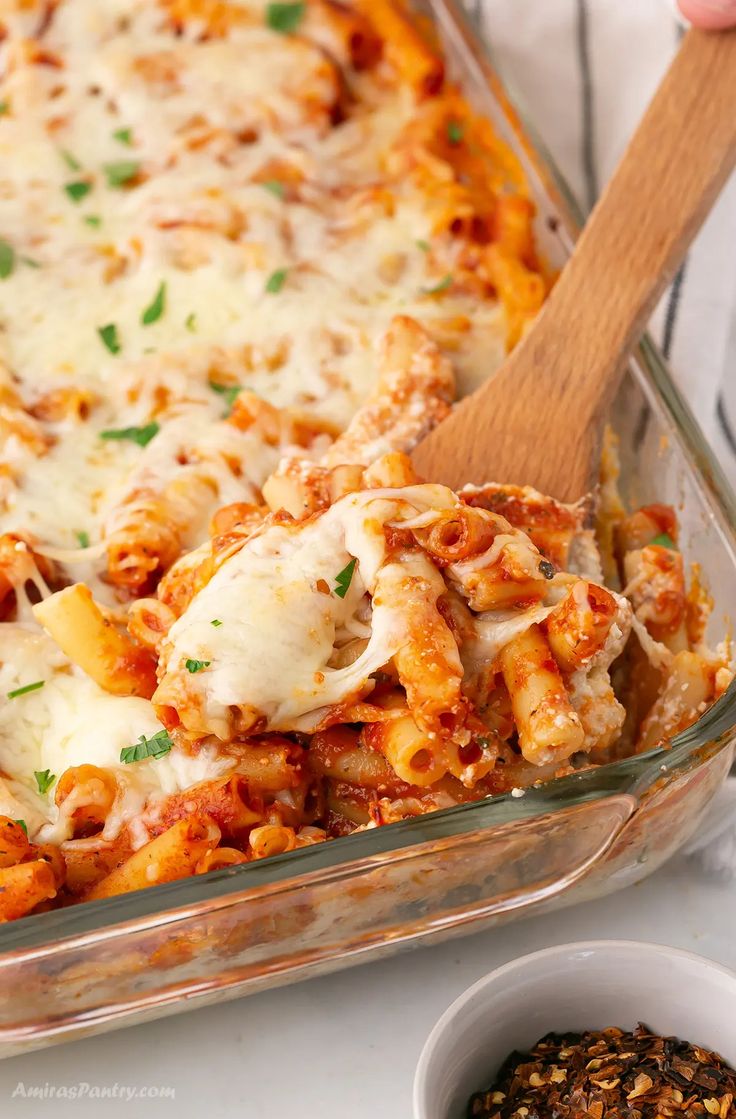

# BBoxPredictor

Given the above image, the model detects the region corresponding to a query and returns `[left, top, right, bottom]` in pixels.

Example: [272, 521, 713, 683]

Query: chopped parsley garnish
[0, 100, 9, 116]
[97, 322, 121, 354]
[14, 819, 28, 836]
[7, 680, 45, 700]
[84, 214, 102, 228]
[333, 557, 357, 599]
[60, 148, 82, 171]
[266, 1, 305, 33]
[21, 255, 41, 268]
[113, 127, 133, 146]
[422, 274, 453, 295]
[209, 381, 242, 415]
[265, 268, 288, 294]
[34, 769, 56, 795]
[211, 619, 223, 627]
[100, 422, 160, 447]
[76, 530, 90, 548]
[651, 532, 676, 550]
[538, 559, 556, 580]
[447, 120, 464, 145]
[141, 281, 166, 325]
[185, 312, 197, 332]
[416, 239, 431, 252]
[120, 729, 174, 764]
[103, 160, 139, 188]
[64, 180, 92, 203]
[261, 179, 285, 198]
[0, 239, 15, 280]
[185, 659, 211, 674]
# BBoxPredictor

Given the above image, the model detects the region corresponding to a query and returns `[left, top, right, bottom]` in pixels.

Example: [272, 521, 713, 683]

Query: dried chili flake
[467, 1025, 736, 1119]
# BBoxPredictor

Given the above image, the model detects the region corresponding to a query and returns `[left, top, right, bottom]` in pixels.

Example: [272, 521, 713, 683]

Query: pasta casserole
[0, 0, 730, 921]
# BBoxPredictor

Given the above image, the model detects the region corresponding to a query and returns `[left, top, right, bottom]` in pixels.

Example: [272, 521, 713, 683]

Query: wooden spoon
[410, 27, 736, 502]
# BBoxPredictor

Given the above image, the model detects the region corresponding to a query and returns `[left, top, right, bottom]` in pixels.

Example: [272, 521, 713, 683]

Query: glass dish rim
[2, 0, 736, 957]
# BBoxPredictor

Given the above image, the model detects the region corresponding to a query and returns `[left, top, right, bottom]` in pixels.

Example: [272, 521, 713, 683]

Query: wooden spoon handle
[411, 27, 736, 501]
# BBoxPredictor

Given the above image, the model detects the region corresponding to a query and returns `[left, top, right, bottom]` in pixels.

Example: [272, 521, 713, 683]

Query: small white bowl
[414, 940, 736, 1119]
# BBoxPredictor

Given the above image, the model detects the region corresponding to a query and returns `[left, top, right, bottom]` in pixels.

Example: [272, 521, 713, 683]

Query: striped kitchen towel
[468, 0, 736, 482]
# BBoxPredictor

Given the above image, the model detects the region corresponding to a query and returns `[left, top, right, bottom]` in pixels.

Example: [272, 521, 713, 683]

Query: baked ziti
[0, 0, 729, 921]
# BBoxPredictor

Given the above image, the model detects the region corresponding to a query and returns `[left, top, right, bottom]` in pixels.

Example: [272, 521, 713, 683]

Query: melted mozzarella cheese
[470, 603, 560, 667]
[0, 0, 513, 839]
[101, 408, 283, 548]
[156, 485, 458, 735]
[0, 0, 505, 557]
[0, 627, 234, 840]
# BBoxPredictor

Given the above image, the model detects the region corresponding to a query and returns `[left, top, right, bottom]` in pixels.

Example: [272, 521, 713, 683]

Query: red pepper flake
[468, 1025, 736, 1119]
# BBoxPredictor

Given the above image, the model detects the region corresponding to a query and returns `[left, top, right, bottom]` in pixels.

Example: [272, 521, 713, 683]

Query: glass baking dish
[1, 0, 736, 1057]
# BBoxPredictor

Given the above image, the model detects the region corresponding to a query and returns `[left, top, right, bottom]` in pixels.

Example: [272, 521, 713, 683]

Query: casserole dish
[0, 0, 735, 1055]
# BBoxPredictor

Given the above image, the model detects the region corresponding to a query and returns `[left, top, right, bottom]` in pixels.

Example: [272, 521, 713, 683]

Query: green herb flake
[120, 729, 174, 765]
[76, 530, 90, 548]
[34, 769, 56, 796]
[100, 422, 160, 448]
[261, 179, 285, 199]
[113, 127, 133, 146]
[447, 120, 464, 145]
[211, 619, 223, 627]
[141, 281, 166, 326]
[0, 240, 15, 280]
[333, 557, 357, 599]
[265, 1, 305, 33]
[265, 268, 288, 294]
[103, 160, 140, 188]
[14, 819, 28, 836]
[0, 100, 10, 117]
[422, 274, 453, 296]
[651, 532, 677, 550]
[84, 215, 102, 228]
[97, 322, 121, 355]
[21, 255, 41, 269]
[185, 312, 197, 332]
[185, 659, 211, 674]
[209, 381, 242, 416]
[7, 680, 45, 700]
[64, 180, 92, 203]
[416, 239, 431, 252]
[60, 148, 82, 171]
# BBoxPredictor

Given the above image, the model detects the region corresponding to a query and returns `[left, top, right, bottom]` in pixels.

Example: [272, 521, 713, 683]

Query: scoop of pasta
[153, 455, 633, 778]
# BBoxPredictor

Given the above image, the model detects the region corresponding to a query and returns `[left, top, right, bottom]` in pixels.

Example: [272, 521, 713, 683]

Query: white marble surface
[1, 850, 734, 1118]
